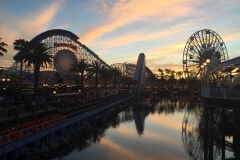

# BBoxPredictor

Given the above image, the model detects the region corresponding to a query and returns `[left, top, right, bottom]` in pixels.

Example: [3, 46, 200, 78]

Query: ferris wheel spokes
[183, 29, 228, 79]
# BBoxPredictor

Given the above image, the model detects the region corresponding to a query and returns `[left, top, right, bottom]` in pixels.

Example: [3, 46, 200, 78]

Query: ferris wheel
[183, 29, 228, 78]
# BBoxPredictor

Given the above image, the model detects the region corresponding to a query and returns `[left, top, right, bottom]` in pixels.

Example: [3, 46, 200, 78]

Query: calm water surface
[54, 96, 234, 160]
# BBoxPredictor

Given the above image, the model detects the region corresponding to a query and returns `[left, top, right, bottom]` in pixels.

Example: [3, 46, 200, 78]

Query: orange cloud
[80, 0, 204, 43]
[0, 1, 66, 67]
[222, 32, 240, 42]
[99, 123, 182, 159]
[18, 0, 66, 37]
[147, 113, 183, 131]
[147, 111, 199, 134]
[100, 138, 160, 160]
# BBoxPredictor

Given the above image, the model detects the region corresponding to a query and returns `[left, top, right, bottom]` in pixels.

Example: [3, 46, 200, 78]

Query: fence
[201, 87, 240, 99]
[0, 93, 132, 159]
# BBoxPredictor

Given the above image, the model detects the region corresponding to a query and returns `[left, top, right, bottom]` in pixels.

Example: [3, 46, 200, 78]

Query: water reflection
[132, 107, 150, 134]
[149, 96, 237, 160]
[52, 96, 239, 160]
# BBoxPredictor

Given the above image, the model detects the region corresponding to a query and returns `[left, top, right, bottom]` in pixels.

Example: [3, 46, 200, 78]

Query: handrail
[0, 95, 124, 119]
[202, 86, 240, 99]
[0, 93, 130, 147]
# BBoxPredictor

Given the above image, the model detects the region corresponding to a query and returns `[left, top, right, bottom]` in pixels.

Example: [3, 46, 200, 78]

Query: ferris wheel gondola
[183, 29, 228, 79]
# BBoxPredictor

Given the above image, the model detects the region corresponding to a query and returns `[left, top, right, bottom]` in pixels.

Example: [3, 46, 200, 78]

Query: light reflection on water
[54, 96, 234, 160]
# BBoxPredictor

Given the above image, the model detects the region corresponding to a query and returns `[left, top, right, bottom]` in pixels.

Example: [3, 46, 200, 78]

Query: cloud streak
[0, 1, 66, 66]
[18, 0, 66, 37]
[80, 0, 203, 44]
[0, 0, 239, 73]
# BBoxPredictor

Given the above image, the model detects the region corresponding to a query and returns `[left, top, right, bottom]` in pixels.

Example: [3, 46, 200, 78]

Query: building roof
[220, 56, 240, 66]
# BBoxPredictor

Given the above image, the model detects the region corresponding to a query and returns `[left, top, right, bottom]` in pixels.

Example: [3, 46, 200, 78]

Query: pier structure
[0, 28, 150, 159]
[200, 55, 240, 160]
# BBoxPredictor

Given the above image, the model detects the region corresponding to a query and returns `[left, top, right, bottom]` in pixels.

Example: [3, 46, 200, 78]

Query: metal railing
[201, 87, 240, 99]
[0, 93, 132, 155]
[0, 94, 125, 122]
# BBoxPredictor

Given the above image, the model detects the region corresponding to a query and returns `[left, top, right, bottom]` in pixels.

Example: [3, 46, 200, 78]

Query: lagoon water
[53, 96, 234, 160]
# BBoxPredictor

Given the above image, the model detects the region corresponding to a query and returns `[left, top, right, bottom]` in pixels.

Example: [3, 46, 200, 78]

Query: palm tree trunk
[34, 64, 40, 97]
[161, 77, 163, 89]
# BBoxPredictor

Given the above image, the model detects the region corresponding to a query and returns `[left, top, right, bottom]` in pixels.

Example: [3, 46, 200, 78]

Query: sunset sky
[0, 0, 240, 73]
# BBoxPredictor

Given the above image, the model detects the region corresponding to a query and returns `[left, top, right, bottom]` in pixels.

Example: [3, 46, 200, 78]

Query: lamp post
[42, 83, 48, 97]
[3, 87, 6, 98]
[201, 59, 211, 97]
[206, 59, 211, 88]
[1, 76, 11, 98]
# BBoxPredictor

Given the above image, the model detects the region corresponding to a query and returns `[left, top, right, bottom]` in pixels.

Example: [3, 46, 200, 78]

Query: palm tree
[152, 74, 158, 88]
[111, 66, 121, 88]
[99, 66, 112, 87]
[21, 42, 53, 97]
[0, 38, 8, 56]
[86, 60, 102, 87]
[158, 68, 165, 89]
[177, 71, 182, 79]
[179, 77, 186, 93]
[70, 58, 89, 91]
[168, 75, 176, 89]
[13, 39, 28, 78]
[164, 68, 171, 79]
[170, 70, 175, 78]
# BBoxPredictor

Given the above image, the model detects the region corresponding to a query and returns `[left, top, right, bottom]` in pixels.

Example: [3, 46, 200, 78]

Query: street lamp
[206, 59, 210, 64]
[1, 76, 11, 98]
[201, 59, 212, 97]
[42, 83, 49, 96]
[1, 77, 11, 82]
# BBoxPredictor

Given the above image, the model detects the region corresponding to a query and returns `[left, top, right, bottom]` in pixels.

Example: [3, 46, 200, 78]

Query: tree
[177, 71, 182, 79]
[158, 68, 165, 89]
[86, 60, 102, 87]
[179, 77, 186, 93]
[13, 39, 28, 78]
[168, 75, 177, 89]
[21, 42, 53, 97]
[152, 74, 158, 88]
[110, 66, 121, 88]
[0, 38, 8, 56]
[99, 66, 112, 87]
[164, 68, 171, 79]
[70, 58, 89, 91]
[121, 76, 133, 87]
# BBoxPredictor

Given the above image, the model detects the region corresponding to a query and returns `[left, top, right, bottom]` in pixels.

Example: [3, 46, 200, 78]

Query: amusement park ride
[183, 29, 228, 79]
[0, 29, 153, 86]
[1, 28, 240, 160]
[0, 28, 237, 94]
